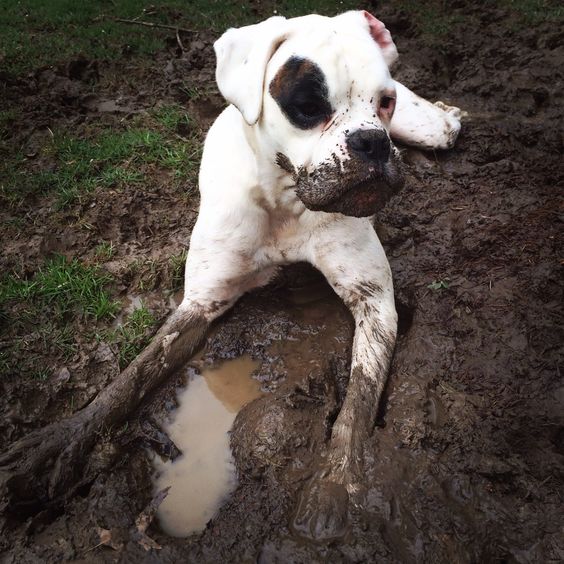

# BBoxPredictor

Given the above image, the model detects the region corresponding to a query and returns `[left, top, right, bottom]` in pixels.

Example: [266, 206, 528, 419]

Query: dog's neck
[242, 114, 307, 218]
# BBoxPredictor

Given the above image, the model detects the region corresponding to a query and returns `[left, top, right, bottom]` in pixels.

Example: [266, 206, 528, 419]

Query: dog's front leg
[0, 210, 274, 507]
[293, 218, 397, 540]
[0, 295, 213, 507]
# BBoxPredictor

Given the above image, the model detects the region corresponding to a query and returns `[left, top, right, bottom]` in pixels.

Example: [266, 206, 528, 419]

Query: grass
[95, 241, 116, 261]
[49, 128, 162, 207]
[0, 110, 20, 141]
[179, 84, 216, 103]
[137, 259, 159, 292]
[106, 304, 156, 368]
[501, 0, 563, 23]
[0, 347, 55, 380]
[0, 257, 107, 379]
[30, 367, 52, 381]
[0, 351, 12, 377]
[1, 0, 561, 75]
[394, 0, 562, 41]
[39, 324, 77, 358]
[169, 249, 187, 290]
[0, 255, 119, 321]
[427, 279, 450, 291]
[1, 122, 201, 209]
[1, 0, 186, 75]
[0, 0, 362, 76]
[393, 1, 466, 39]
[152, 104, 191, 131]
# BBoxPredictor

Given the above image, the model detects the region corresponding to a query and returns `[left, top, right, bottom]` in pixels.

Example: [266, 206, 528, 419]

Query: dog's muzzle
[294, 128, 405, 218]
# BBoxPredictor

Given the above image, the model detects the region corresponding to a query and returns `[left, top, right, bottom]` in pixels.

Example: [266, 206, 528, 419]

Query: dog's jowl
[176, 10, 463, 540]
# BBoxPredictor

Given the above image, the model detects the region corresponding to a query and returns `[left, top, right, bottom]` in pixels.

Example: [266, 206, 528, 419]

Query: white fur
[180, 10, 462, 536]
[184, 11, 461, 316]
[391, 81, 462, 149]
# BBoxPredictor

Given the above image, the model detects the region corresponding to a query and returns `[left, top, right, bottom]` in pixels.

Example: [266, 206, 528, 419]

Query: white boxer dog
[0, 8, 464, 533]
[178, 11, 461, 539]
[0, 8, 462, 540]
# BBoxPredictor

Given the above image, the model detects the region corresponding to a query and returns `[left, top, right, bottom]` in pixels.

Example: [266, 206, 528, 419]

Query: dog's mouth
[293, 158, 405, 218]
[315, 176, 400, 217]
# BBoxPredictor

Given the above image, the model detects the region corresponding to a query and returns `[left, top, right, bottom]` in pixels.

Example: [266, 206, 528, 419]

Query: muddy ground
[1, 1, 563, 562]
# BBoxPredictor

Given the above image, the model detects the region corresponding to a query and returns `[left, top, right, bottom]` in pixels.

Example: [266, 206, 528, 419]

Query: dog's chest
[260, 210, 307, 264]
[256, 203, 330, 266]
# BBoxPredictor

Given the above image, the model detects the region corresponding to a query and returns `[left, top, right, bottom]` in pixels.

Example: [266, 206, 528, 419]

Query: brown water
[153, 356, 261, 537]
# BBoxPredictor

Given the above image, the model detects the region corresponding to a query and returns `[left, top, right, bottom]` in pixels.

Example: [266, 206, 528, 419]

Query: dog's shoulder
[199, 106, 259, 201]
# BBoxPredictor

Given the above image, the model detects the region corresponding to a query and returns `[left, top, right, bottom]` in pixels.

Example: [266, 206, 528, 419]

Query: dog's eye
[295, 100, 325, 118]
[289, 96, 333, 129]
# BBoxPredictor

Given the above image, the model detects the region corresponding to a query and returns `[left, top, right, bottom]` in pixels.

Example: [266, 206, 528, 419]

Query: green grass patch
[278, 0, 358, 17]
[107, 304, 156, 368]
[0, 347, 54, 381]
[30, 367, 52, 381]
[169, 249, 187, 290]
[0, 259, 99, 379]
[39, 323, 78, 358]
[1, 125, 201, 209]
[95, 241, 116, 261]
[127, 258, 161, 292]
[0, 351, 11, 377]
[427, 279, 450, 291]
[179, 84, 216, 103]
[394, 1, 467, 40]
[2, 0, 560, 75]
[0, 0, 360, 75]
[395, 0, 562, 40]
[0, 109, 20, 141]
[1, 0, 183, 75]
[0, 255, 119, 321]
[152, 104, 191, 131]
[501, 0, 563, 23]
[0, 153, 45, 208]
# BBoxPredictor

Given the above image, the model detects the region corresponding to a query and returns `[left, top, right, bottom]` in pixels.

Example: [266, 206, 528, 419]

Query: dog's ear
[362, 11, 398, 67]
[214, 16, 288, 125]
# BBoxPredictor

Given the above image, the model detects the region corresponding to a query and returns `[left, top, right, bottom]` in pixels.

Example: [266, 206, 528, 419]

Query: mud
[1, 2, 563, 563]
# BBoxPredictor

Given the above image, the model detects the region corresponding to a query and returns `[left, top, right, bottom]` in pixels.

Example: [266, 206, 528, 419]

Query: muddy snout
[342, 128, 406, 200]
[346, 128, 391, 166]
[294, 127, 404, 217]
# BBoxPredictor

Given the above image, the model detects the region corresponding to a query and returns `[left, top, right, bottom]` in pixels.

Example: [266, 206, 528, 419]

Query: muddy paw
[292, 476, 349, 541]
[0, 410, 97, 504]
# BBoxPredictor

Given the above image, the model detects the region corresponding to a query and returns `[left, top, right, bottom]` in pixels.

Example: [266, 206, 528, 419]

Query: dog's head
[214, 11, 404, 217]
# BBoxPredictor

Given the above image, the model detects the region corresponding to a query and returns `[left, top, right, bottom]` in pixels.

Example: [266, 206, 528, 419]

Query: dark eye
[295, 99, 324, 118]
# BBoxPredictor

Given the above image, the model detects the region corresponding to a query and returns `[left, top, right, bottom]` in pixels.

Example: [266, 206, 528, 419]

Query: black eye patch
[269, 56, 333, 130]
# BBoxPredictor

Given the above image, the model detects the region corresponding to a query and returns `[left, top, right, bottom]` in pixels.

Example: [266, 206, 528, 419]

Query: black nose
[346, 128, 391, 162]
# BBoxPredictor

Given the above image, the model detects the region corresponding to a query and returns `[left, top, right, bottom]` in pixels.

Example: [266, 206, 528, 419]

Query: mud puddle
[153, 355, 261, 537]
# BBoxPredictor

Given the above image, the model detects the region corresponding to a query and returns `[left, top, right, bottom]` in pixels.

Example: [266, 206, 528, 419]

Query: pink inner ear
[363, 10, 394, 50]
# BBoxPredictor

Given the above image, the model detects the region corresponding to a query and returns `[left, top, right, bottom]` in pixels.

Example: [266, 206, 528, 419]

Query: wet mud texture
[1, 2, 563, 563]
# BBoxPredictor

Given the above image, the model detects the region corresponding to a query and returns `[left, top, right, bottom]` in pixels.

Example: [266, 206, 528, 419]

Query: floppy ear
[214, 16, 289, 125]
[362, 11, 398, 67]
